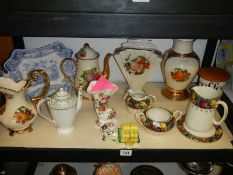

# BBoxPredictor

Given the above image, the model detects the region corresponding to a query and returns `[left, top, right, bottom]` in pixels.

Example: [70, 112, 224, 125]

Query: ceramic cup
[184, 86, 228, 137]
[124, 90, 156, 113]
[135, 107, 183, 132]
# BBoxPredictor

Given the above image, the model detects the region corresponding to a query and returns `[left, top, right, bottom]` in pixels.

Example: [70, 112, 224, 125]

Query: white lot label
[120, 150, 132, 156]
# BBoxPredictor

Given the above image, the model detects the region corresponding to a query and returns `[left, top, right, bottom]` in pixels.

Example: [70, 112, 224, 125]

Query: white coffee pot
[36, 87, 82, 134]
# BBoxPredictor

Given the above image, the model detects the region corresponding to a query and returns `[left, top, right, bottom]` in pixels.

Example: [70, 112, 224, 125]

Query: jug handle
[213, 100, 228, 125]
[36, 98, 55, 123]
[60, 58, 79, 90]
[26, 70, 50, 106]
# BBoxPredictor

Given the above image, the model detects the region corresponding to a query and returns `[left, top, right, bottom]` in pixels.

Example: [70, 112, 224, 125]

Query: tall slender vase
[161, 39, 200, 100]
[87, 76, 118, 131]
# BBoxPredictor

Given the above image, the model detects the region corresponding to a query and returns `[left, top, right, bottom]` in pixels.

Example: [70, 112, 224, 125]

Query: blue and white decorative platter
[3, 41, 76, 100]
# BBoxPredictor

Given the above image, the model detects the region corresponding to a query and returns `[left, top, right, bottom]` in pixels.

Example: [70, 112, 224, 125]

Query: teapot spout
[76, 87, 83, 112]
[101, 53, 112, 79]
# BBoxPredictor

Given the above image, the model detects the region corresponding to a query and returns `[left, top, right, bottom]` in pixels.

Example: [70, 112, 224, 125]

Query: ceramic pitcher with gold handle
[0, 70, 49, 135]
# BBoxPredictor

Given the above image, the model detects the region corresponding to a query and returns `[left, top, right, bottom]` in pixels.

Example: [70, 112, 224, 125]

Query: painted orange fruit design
[171, 68, 191, 82]
[14, 106, 35, 124]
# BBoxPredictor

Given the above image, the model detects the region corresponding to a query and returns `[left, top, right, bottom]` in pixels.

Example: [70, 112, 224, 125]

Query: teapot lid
[75, 43, 99, 60]
[47, 88, 77, 109]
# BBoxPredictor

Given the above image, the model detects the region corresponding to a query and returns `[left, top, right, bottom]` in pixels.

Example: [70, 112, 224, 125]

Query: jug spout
[0, 77, 27, 95]
[76, 86, 83, 112]
[101, 53, 112, 80]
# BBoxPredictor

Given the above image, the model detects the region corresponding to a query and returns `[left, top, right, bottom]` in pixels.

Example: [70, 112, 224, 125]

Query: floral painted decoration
[124, 55, 150, 75]
[79, 67, 101, 90]
[140, 114, 175, 132]
[171, 68, 191, 82]
[177, 115, 223, 143]
[125, 96, 151, 110]
[14, 106, 35, 124]
[191, 90, 218, 109]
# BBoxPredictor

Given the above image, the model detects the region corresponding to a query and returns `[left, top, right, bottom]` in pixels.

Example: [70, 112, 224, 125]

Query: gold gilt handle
[26, 70, 50, 106]
[60, 58, 79, 90]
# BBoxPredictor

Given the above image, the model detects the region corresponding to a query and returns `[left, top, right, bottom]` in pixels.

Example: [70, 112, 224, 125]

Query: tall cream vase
[161, 39, 200, 101]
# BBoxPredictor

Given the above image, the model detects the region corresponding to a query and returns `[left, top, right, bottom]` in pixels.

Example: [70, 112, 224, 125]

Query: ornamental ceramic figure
[87, 75, 118, 131]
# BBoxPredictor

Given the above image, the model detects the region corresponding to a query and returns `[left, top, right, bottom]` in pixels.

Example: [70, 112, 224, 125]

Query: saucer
[177, 115, 223, 143]
[135, 113, 175, 135]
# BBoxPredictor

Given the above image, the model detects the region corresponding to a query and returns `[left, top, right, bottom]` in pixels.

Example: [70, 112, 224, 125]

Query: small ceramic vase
[198, 67, 230, 97]
[161, 39, 200, 100]
[87, 75, 118, 131]
[135, 107, 183, 132]
[124, 89, 155, 113]
[185, 86, 228, 137]
[36, 87, 82, 134]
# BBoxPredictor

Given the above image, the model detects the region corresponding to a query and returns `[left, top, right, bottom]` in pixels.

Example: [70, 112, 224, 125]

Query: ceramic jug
[0, 70, 49, 135]
[124, 89, 155, 113]
[61, 43, 112, 99]
[36, 87, 82, 134]
[184, 86, 228, 137]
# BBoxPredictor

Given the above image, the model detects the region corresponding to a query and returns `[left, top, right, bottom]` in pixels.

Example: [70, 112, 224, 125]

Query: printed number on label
[120, 150, 132, 156]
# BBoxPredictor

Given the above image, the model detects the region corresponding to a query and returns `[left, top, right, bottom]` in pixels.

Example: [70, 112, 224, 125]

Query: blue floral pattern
[3, 42, 75, 100]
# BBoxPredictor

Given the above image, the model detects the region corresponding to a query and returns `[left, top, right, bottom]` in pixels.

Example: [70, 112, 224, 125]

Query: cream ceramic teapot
[61, 43, 112, 99]
[0, 70, 49, 135]
[36, 87, 82, 134]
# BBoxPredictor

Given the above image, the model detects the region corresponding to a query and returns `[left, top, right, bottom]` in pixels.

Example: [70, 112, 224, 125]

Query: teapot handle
[60, 58, 79, 90]
[26, 70, 50, 106]
[36, 98, 55, 123]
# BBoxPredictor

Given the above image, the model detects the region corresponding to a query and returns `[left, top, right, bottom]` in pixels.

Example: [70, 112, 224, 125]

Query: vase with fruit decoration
[161, 39, 200, 100]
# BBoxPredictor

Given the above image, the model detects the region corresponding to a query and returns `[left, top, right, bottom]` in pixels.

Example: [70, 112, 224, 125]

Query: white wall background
[23, 38, 207, 82]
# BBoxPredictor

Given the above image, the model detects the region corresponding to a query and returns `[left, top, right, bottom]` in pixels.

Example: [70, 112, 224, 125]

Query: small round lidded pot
[198, 67, 230, 97]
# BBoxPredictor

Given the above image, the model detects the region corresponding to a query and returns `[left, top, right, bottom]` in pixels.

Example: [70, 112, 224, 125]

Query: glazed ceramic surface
[36, 87, 82, 134]
[124, 89, 155, 113]
[0, 70, 49, 135]
[177, 115, 223, 143]
[161, 39, 200, 100]
[198, 67, 230, 97]
[3, 42, 75, 99]
[87, 76, 118, 131]
[184, 86, 228, 138]
[61, 43, 111, 99]
[135, 107, 183, 132]
[113, 40, 162, 92]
